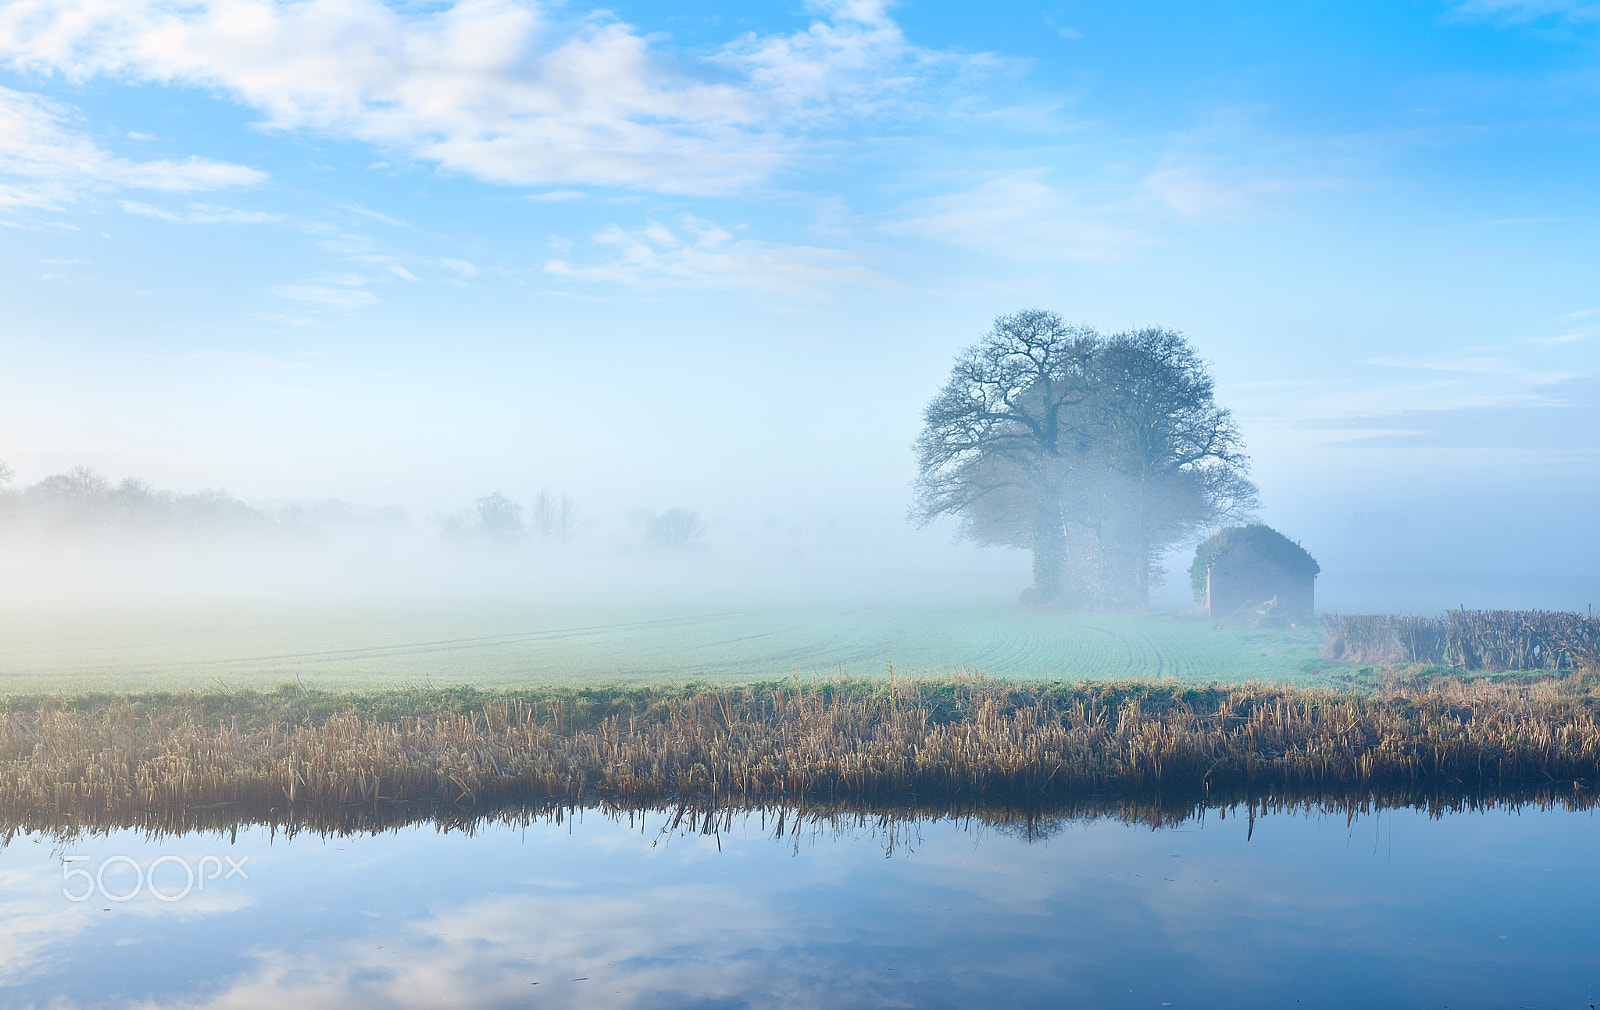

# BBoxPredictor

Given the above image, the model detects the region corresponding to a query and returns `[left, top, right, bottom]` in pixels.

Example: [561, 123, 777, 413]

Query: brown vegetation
[1322, 609, 1600, 670]
[2, 673, 1599, 835]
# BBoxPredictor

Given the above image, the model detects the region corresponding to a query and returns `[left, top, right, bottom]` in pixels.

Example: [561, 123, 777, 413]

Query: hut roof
[1189, 524, 1321, 603]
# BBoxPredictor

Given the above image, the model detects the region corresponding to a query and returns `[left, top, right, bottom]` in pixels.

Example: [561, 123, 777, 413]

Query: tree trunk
[1126, 476, 1152, 611]
[1030, 500, 1068, 604]
[1128, 480, 1152, 611]
[1131, 529, 1151, 610]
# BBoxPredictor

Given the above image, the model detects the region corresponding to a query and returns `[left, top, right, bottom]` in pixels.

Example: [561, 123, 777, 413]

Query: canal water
[0, 803, 1594, 1008]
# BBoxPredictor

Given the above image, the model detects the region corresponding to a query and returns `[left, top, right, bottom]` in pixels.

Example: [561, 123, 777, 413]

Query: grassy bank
[3, 671, 1599, 834]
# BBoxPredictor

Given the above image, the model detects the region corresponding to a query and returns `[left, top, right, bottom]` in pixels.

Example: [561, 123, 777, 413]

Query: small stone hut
[1190, 525, 1319, 625]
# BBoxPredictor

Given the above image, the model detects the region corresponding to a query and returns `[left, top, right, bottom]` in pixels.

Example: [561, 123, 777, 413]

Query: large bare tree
[911, 310, 1098, 603]
[1080, 327, 1259, 607]
[913, 310, 1256, 609]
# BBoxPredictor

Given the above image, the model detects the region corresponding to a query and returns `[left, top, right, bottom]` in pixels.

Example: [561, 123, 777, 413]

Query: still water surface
[0, 805, 1594, 1009]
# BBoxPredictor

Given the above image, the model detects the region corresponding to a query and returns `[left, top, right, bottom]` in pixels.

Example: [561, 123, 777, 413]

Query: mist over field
[1, 0, 1597, 691]
[0, 450, 1593, 618]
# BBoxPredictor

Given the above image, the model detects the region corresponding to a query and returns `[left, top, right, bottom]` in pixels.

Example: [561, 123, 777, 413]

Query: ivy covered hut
[1190, 525, 1319, 625]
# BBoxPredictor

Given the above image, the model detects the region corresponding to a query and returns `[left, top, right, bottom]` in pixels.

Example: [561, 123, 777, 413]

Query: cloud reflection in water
[0, 806, 1595, 1009]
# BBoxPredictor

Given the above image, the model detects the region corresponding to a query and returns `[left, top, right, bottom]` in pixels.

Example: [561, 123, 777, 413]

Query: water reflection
[0, 800, 1595, 1009]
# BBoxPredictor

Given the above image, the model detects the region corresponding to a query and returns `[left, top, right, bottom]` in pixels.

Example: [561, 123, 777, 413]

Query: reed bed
[3, 674, 1600, 833]
[1323, 609, 1600, 670]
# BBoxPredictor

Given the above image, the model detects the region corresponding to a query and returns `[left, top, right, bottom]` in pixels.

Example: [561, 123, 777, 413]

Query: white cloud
[1360, 349, 1581, 386]
[1227, 343, 1591, 455]
[1139, 157, 1293, 218]
[439, 258, 479, 277]
[1529, 321, 1600, 348]
[119, 200, 279, 223]
[0, 86, 264, 209]
[335, 202, 406, 227]
[1134, 109, 1351, 221]
[1276, 380, 1561, 423]
[714, 0, 947, 123]
[890, 173, 1144, 262]
[544, 215, 886, 293]
[1467, 216, 1569, 226]
[272, 283, 378, 310]
[0, 0, 984, 195]
[1531, 328, 1596, 346]
[1451, 0, 1600, 22]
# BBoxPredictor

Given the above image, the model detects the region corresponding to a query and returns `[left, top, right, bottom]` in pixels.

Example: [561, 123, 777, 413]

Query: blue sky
[0, 0, 1596, 593]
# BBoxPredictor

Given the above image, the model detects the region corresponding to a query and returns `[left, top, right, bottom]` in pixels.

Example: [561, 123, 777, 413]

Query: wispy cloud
[1358, 350, 1563, 376]
[1229, 342, 1591, 459]
[887, 113, 1343, 263]
[119, 200, 279, 224]
[890, 173, 1144, 262]
[0, 86, 263, 210]
[0, 0, 994, 196]
[1467, 216, 1569, 226]
[334, 202, 406, 228]
[544, 216, 886, 294]
[1524, 325, 1596, 345]
[1450, 0, 1600, 23]
[1139, 157, 1295, 218]
[713, 0, 980, 123]
[272, 283, 378, 311]
[1296, 379, 1565, 421]
[1136, 108, 1354, 220]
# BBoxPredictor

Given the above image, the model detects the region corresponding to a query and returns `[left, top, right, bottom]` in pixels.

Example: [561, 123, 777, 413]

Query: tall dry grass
[3, 674, 1600, 834]
[1323, 609, 1600, 670]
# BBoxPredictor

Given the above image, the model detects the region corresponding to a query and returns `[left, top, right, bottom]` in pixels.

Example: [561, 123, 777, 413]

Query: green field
[0, 602, 1336, 694]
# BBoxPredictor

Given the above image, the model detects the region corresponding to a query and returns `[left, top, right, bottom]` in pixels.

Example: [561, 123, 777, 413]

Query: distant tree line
[913, 310, 1257, 611]
[0, 464, 270, 539]
[0, 464, 404, 541]
[441, 494, 710, 553]
[443, 489, 576, 547]
[641, 507, 707, 552]
[0, 466, 685, 556]
[622, 506, 710, 552]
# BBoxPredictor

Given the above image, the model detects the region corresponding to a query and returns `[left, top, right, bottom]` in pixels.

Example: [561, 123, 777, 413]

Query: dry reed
[1323, 609, 1600, 670]
[3, 674, 1600, 834]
